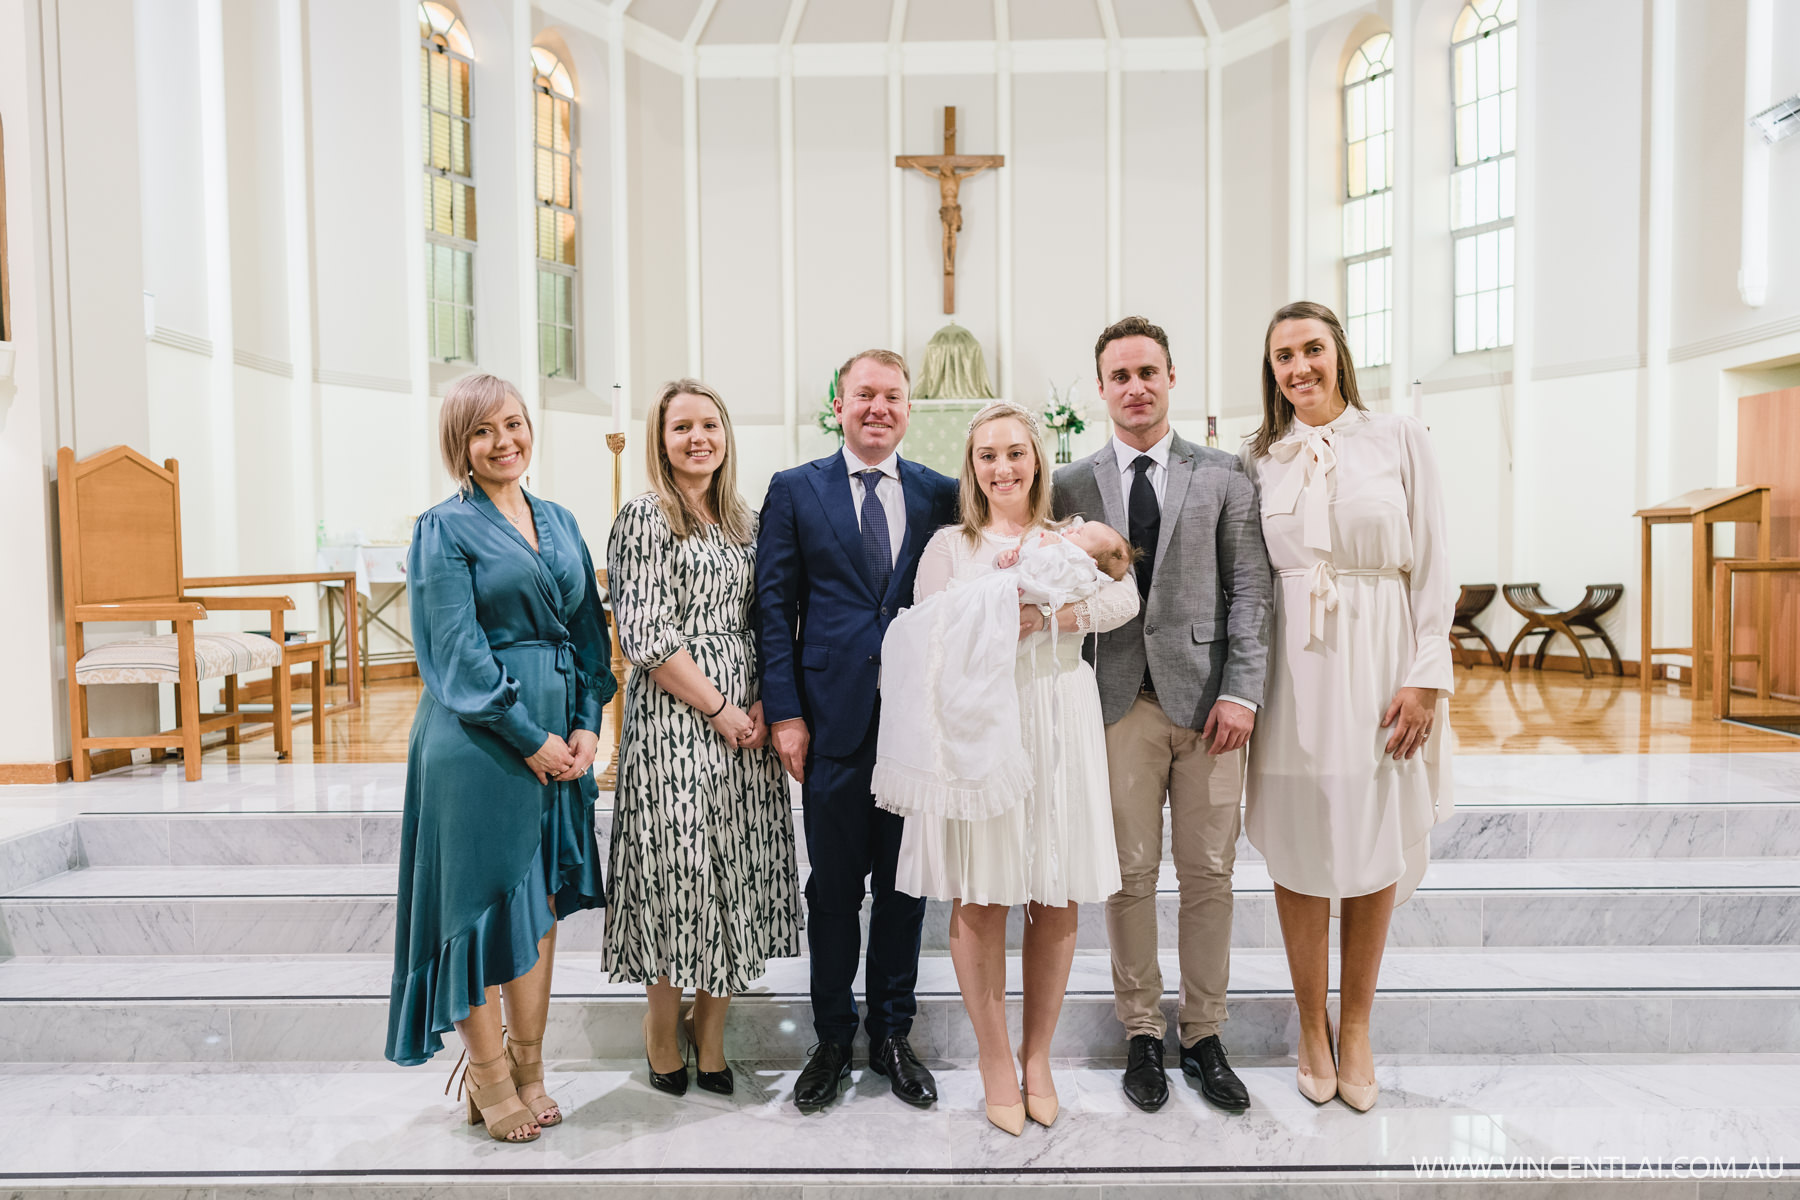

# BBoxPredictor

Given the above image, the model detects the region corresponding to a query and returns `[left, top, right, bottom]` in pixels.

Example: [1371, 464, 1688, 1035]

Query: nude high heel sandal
[986, 1100, 1027, 1136]
[505, 1034, 561, 1126]
[461, 1053, 540, 1143]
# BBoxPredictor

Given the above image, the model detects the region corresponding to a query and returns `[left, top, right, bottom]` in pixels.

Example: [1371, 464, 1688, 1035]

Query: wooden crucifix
[896, 106, 1004, 314]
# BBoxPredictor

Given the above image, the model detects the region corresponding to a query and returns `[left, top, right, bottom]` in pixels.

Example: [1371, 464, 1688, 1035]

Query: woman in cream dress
[895, 403, 1137, 1136]
[1242, 301, 1455, 1113]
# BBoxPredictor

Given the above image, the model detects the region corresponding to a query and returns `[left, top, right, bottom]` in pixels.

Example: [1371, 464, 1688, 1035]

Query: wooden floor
[198, 663, 1799, 769]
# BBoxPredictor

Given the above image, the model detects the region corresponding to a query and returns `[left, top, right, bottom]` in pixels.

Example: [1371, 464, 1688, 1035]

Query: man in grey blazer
[1052, 316, 1273, 1114]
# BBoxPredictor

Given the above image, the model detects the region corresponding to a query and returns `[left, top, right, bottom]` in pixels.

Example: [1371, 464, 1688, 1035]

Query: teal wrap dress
[385, 487, 616, 1067]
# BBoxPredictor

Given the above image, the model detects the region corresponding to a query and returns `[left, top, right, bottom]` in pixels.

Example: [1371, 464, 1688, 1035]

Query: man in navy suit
[757, 348, 960, 1113]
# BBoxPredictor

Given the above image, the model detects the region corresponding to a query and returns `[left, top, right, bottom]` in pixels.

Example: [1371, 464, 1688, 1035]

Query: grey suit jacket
[1052, 433, 1273, 729]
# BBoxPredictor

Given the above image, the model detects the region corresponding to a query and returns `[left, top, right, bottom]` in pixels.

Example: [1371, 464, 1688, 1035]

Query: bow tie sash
[1264, 428, 1337, 554]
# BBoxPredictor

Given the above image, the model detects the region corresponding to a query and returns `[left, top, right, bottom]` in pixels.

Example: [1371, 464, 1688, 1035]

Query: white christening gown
[1243, 409, 1457, 904]
[895, 526, 1138, 908]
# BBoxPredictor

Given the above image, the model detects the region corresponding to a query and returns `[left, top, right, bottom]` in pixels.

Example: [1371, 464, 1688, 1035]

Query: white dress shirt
[843, 446, 906, 567]
[1109, 429, 1257, 715]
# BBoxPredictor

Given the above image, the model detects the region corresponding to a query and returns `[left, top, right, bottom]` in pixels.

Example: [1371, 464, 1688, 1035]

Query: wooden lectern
[1635, 485, 1771, 696]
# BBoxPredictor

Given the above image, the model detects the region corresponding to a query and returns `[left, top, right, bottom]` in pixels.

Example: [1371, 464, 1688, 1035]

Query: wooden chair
[1450, 583, 1503, 669]
[1502, 582, 1626, 680]
[57, 446, 297, 781]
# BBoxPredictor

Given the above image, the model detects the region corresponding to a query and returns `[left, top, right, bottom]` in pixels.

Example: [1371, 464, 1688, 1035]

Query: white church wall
[1011, 71, 1105, 424]
[627, 56, 689, 425]
[222, 0, 290, 371]
[1219, 44, 1287, 418]
[1119, 68, 1207, 431]
[794, 75, 889, 429]
[698, 77, 783, 422]
[135, 0, 211, 345]
[901, 75, 998, 384]
[0, 0, 67, 765]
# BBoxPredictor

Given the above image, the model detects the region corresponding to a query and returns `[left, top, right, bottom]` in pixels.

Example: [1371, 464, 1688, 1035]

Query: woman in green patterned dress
[605, 378, 802, 1097]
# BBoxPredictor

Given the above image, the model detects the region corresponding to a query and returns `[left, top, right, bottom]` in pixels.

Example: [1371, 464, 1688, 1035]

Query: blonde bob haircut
[956, 402, 1056, 547]
[440, 373, 532, 494]
[646, 378, 756, 545]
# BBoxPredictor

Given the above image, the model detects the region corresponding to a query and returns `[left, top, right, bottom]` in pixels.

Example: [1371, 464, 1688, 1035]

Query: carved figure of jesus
[896, 107, 1004, 314]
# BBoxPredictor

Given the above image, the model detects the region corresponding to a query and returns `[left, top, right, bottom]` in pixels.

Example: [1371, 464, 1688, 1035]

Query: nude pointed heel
[1336, 1077, 1379, 1112]
[1025, 1093, 1059, 1127]
[1296, 1026, 1337, 1105]
[986, 1101, 1027, 1136]
[505, 1034, 561, 1126]
[461, 1053, 540, 1143]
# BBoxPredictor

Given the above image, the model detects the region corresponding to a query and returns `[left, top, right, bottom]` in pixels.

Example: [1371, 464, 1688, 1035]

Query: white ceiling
[624, 0, 1277, 45]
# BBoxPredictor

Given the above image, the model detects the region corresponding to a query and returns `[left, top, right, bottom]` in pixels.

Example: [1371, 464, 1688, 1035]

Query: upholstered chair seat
[75, 632, 285, 686]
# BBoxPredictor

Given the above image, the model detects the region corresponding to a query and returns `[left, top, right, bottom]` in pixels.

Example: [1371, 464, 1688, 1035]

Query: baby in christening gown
[872, 520, 1133, 822]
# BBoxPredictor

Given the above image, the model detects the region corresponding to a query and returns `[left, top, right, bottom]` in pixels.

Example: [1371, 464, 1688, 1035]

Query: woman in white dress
[1241, 301, 1455, 1113]
[896, 403, 1138, 1136]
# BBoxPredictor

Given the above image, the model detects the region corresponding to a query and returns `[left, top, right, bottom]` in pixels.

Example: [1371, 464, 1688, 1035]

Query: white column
[1506, 0, 1538, 582]
[1205, 31, 1224, 427]
[195, 0, 239, 566]
[1391, 0, 1414, 413]
[1737, 0, 1772, 308]
[1100, 0, 1122, 320]
[683, 55, 703, 376]
[1286, 0, 1306, 301]
[887, 0, 908, 353]
[277, 0, 320, 568]
[512, 0, 542, 438]
[608, 6, 633, 492]
[995, 0, 1013, 398]
[401, 0, 433, 508]
[778, 0, 808, 464]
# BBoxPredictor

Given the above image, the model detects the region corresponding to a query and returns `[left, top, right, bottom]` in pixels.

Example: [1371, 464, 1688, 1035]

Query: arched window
[1342, 33, 1394, 369]
[421, 2, 476, 363]
[531, 47, 577, 380]
[1450, 0, 1516, 353]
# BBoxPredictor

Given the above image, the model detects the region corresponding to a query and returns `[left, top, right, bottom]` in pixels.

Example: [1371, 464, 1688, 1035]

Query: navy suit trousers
[800, 705, 924, 1049]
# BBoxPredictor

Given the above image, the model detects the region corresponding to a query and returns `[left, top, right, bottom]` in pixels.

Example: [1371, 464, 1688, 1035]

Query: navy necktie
[858, 469, 893, 597]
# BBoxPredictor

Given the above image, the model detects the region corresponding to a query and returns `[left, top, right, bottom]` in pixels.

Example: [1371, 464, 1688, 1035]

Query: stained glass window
[421, 2, 476, 363]
[531, 47, 577, 380]
[1450, 0, 1517, 353]
[1342, 33, 1394, 368]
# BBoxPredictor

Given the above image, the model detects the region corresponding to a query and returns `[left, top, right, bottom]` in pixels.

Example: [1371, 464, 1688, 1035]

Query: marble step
[5, 859, 1799, 956]
[29, 794, 1800, 882]
[0, 1057, 1795, 1183]
[2, 946, 1797, 1062]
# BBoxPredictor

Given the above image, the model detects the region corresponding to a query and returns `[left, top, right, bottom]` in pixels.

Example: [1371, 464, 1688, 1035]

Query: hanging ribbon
[1263, 426, 1337, 553]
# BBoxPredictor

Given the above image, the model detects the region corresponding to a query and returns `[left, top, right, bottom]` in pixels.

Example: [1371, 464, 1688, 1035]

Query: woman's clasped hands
[526, 729, 602, 783]
[709, 698, 769, 751]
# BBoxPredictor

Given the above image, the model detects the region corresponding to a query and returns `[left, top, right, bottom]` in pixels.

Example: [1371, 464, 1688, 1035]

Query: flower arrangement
[817, 369, 843, 439]
[1042, 378, 1087, 436]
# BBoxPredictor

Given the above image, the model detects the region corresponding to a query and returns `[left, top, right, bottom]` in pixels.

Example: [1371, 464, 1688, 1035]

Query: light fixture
[1749, 95, 1800, 145]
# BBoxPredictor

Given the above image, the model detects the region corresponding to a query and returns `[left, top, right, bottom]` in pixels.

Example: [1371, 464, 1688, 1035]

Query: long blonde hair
[645, 378, 755, 544]
[956, 402, 1055, 546]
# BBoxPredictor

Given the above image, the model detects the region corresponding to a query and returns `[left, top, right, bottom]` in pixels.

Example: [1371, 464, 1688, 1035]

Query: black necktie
[858, 469, 893, 598]
[1128, 454, 1160, 604]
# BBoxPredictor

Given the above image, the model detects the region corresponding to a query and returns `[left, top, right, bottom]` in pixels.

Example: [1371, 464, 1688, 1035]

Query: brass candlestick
[599, 431, 629, 792]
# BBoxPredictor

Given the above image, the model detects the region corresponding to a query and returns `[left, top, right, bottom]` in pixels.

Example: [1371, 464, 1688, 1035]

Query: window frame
[1448, 0, 1518, 355]
[531, 47, 579, 382]
[1341, 32, 1395, 370]
[421, 2, 478, 365]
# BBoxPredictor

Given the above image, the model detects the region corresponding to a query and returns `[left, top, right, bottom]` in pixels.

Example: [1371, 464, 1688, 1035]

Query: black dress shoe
[1122, 1034, 1169, 1112]
[695, 1064, 735, 1096]
[868, 1035, 937, 1107]
[1181, 1034, 1249, 1111]
[646, 1055, 688, 1096]
[794, 1041, 852, 1113]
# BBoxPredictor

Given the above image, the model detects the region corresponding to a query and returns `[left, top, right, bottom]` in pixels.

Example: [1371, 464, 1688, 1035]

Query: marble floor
[2, 740, 1798, 1192]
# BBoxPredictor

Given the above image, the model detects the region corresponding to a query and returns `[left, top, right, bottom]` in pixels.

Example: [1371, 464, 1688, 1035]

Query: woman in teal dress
[385, 374, 615, 1145]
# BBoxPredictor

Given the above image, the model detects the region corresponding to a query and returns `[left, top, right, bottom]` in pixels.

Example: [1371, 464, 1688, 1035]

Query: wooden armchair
[57, 446, 298, 781]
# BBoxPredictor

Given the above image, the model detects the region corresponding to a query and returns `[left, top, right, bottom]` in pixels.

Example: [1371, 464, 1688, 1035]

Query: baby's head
[1061, 520, 1136, 582]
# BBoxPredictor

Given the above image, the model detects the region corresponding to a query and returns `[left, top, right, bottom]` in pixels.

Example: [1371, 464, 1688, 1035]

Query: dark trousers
[800, 712, 925, 1048]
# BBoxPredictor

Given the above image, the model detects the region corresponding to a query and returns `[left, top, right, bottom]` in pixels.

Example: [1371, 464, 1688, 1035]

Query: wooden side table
[1635, 486, 1771, 697]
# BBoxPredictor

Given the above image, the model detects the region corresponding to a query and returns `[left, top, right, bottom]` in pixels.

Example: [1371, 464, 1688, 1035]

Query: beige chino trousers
[1104, 692, 1244, 1048]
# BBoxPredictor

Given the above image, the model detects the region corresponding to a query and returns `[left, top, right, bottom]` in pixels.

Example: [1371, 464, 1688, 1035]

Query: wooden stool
[1502, 583, 1626, 679]
[279, 640, 326, 757]
[1450, 584, 1503, 669]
